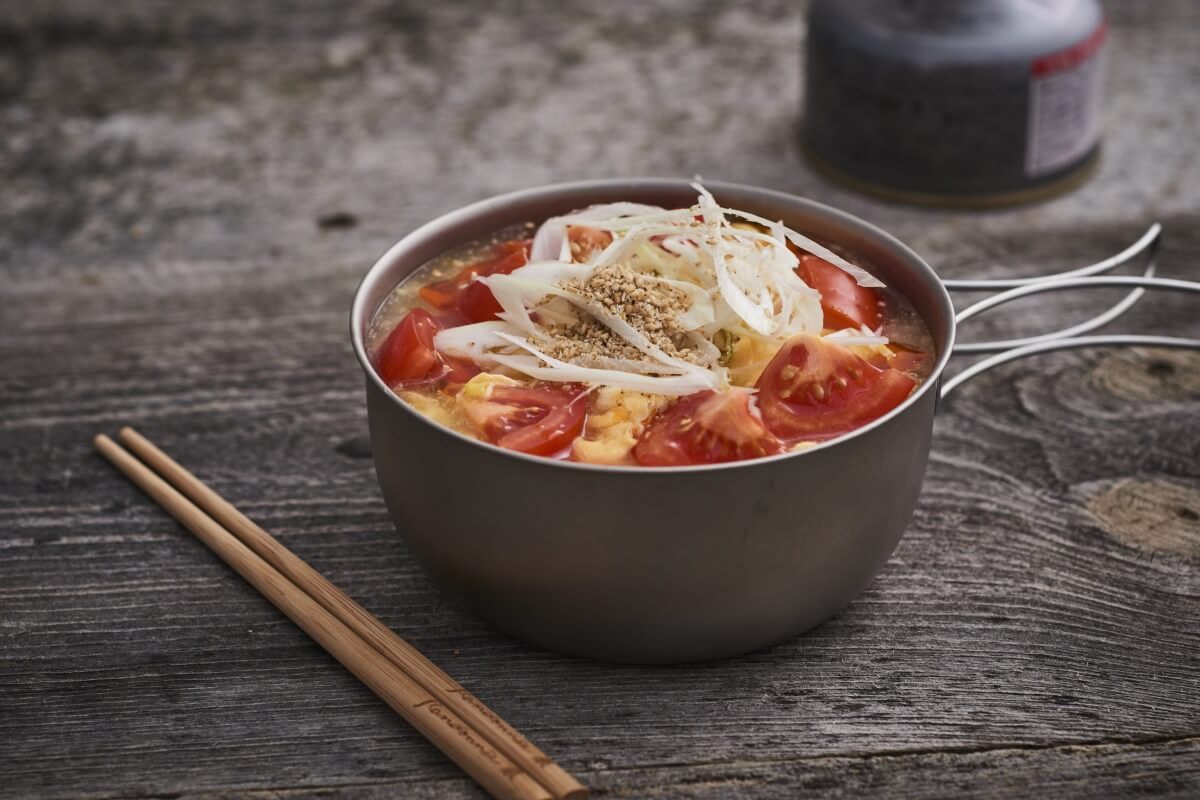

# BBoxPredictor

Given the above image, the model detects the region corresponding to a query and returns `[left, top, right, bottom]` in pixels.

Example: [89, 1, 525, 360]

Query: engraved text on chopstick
[414, 699, 519, 778]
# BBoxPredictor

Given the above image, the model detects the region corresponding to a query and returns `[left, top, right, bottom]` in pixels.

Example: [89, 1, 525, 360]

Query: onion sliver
[531, 202, 666, 262]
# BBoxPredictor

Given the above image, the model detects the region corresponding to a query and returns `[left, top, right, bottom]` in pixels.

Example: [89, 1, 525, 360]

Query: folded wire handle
[939, 225, 1200, 399]
[942, 224, 1163, 292]
[940, 333, 1200, 398]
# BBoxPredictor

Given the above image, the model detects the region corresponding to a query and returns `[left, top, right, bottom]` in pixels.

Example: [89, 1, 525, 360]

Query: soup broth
[368, 195, 935, 466]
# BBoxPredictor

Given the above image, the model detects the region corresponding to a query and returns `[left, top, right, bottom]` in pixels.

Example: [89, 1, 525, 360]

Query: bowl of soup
[351, 179, 955, 663]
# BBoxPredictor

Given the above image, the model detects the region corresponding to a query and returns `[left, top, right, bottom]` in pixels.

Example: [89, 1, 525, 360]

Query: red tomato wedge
[417, 277, 461, 309]
[456, 248, 528, 323]
[796, 254, 883, 331]
[375, 309, 444, 387]
[375, 309, 480, 389]
[460, 383, 588, 457]
[755, 334, 916, 442]
[565, 225, 613, 259]
[418, 239, 531, 320]
[440, 355, 482, 386]
[633, 390, 784, 467]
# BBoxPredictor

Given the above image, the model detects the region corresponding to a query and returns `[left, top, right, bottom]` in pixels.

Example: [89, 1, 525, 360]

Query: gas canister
[802, 0, 1107, 206]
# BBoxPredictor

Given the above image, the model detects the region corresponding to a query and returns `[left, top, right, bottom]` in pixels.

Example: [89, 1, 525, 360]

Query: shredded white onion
[432, 183, 887, 394]
[530, 202, 665, 262]
[689, 181, 884, 289]
[432, 321, 510, 364]
[822, 329, 891, 347]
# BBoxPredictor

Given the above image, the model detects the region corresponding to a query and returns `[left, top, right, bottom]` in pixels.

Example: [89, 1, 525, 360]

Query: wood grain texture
[2, 1, 1198, 798]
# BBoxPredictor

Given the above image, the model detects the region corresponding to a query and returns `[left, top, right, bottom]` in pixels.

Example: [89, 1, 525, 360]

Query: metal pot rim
[350, 177, 957, 473]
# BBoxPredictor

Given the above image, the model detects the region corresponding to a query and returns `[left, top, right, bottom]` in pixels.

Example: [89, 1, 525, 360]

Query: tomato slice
[375, 309, 444, 387]
[456, 248, 528, 323]
[565, 225, 613, 260]
[755, 334, 916, 442]
[633, 390, 784, 467]
[460, 383, 588, 456]
[374, 309, 481, 389]
[418, 278, 461, 309]
[796, 254, 883, 331]
[441, 355, 481, 386]
[417, 239, 531, 318]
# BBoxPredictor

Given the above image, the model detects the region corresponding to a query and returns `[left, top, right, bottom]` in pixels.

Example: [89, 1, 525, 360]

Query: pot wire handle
[940, 335, 1200, 399]
[940, 275, 1200, 400]
[949, 224, 1161, 354]
[941, 223, 1161, 290]
[954, 275, 1200, 325]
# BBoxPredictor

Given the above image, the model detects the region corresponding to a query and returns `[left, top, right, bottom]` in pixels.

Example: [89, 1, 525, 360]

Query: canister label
[1025, 21, 1107, 176]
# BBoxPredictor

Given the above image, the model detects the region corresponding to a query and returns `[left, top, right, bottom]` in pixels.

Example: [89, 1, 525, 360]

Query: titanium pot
[351, 179, 1198, 664]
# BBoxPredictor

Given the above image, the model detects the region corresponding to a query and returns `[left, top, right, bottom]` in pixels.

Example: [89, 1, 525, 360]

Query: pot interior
[352, 179, 956, 414]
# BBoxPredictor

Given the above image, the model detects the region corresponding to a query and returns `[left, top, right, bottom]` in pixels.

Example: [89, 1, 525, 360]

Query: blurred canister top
[803, 0, 1107, 206]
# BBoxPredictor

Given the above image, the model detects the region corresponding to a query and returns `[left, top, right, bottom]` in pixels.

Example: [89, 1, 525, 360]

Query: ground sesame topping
[537, 263, 706, 366]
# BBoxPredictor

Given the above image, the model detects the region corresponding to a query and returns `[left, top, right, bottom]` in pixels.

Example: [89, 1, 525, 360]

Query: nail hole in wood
[1147, 360, 1176, 377]
[317, 211, 359, 230]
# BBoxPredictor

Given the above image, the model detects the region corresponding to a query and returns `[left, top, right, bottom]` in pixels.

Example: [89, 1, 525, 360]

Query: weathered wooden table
[3, 2, 1198, 797]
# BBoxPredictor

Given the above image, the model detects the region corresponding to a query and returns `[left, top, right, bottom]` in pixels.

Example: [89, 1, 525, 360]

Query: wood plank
[153, 737, 1200, 800]
[1, 0, 1198, 798]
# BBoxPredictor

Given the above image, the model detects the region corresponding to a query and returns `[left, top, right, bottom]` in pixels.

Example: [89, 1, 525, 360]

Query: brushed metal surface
[351, 179, 956, 663]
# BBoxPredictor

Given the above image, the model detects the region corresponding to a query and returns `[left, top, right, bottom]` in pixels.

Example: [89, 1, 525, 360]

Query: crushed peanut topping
[539, 263, 704, 366]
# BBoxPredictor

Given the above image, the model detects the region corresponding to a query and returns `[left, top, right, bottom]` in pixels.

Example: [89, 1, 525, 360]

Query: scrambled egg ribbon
[571, 386, 670, 465]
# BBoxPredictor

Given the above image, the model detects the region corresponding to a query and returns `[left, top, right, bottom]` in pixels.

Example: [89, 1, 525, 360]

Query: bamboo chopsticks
[95, 427, 586, 800]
